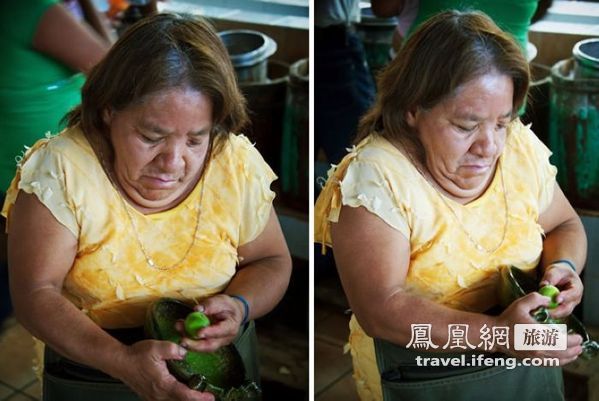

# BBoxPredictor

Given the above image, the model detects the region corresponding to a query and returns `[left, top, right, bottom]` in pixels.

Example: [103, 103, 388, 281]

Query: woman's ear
[102, 108, 113, 126]
[405, 108, 419, 128]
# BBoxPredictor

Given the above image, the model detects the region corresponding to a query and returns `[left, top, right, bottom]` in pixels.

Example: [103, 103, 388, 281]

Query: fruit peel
[538, 285, 560, 309]
[184, 311, 211, 339]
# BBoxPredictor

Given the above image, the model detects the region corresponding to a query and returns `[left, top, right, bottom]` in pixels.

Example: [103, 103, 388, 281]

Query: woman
[3, 13, 292, 401]
[0, 0, 110, 326]
[315, 10, 586, 401]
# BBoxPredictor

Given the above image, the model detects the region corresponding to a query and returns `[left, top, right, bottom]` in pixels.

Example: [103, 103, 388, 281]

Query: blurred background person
[371, 0, 540, 58]
[0, 0, 111, 327]
[315, 0, 376, 169]
[315, 0, 377, 279]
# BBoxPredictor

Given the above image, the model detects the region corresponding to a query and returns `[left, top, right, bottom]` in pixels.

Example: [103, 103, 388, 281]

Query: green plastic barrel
[549, 58, 599, 209]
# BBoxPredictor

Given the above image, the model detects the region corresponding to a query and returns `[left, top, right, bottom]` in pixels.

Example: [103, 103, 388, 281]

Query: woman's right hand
[116, 339, 215, 401]
[494, 292, 583, 365]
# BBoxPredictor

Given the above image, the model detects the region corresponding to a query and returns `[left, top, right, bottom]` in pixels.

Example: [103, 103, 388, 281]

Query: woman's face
[105, 87, 213, 211]
[406, 72, 514, 200]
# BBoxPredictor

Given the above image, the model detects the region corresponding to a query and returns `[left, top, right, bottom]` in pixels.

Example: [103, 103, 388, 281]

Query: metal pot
[219, 30, 277, 83]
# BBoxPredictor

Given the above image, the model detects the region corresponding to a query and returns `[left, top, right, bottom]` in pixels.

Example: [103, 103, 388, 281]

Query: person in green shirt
[371, 0, 540, 58]
[0, 0, 109, 325]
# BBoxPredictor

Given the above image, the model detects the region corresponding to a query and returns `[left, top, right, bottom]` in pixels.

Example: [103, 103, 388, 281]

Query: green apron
[43, 321, 260, 401]
[374, 338, 564, 401]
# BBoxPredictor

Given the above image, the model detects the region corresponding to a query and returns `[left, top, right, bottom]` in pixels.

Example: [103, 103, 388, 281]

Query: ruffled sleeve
[2, 137, 79, 237]
[236, 135, 277, 245]
[315, 140, 413, 252]
[339, 159, 411, 239]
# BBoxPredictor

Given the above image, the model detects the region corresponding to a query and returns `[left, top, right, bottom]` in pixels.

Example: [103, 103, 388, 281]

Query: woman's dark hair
[356, 10, 530, 155]
[66, 13, 247, 158]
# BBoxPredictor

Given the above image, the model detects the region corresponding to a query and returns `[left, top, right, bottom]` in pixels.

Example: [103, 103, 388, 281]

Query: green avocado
[145, 298, 247, 393]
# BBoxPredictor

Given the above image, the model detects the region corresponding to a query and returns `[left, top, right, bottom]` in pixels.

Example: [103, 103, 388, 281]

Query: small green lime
[539, 285, 560, 309]
[184, 311, 210, 339]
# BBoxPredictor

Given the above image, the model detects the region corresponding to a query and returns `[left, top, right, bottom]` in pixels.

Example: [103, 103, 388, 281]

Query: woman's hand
[175, 208, 292, 353]
[539, 263, 584, 319]
[496, 291, 550, 329]
[176, 294, 245, 353]
[538, 183, 587, 319]
[494, 292, 583, 365]
[116, 339, 214, 401]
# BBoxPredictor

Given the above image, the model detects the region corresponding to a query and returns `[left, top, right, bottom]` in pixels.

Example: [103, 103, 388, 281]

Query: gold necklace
[93, 136, 209, 271]
[117, 178, 206, 271]
[406, 151, 509, 254]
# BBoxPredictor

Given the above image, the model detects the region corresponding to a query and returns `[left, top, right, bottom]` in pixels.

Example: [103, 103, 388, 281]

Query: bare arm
[538, 183, 587, 318]
[370, 0, 405, 18]
[538, 183, 587, 274]
[331, 205, 495, 349]
[181, 207, 292, 351]
[8, 192, 126, 374]
[228, 207, 292, 318]
[331, 205, 582, 363]
[78, 0, 117, 44]
[32, 4, 109, 74]
[8, 192, 212, 401]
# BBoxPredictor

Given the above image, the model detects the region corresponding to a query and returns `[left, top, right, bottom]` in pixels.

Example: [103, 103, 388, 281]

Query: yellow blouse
[314, 119, 557, 401]
[2, 126, 276, 329]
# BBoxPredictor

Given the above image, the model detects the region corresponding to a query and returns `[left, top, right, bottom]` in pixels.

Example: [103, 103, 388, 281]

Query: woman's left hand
[176, 294, 245, 352]
[539, 263, 584, 319]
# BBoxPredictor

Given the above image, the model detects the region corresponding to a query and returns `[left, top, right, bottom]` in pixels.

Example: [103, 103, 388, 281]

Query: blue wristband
[230, 294, 250, 325]
[549, 259, 577, 273]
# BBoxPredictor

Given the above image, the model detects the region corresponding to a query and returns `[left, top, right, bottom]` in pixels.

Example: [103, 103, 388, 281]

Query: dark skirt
[374, 338, 564, 401]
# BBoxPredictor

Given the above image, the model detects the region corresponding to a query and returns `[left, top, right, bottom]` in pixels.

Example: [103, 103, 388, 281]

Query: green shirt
[406, 0, 539, 54]
[0, 0, 85, 191]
